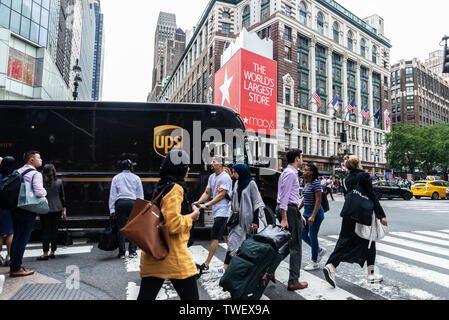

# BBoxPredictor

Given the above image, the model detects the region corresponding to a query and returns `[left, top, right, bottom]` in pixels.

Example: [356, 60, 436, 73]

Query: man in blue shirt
[109, 160, 144, 259]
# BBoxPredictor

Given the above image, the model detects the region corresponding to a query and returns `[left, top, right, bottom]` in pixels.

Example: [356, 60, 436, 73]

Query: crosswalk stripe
[389, 232, 449, 247]
[380, 235, 449, 258]
[23, 245, 93, 258]
[318, 237, 443, 300]
[220, 243, 361, 300]
[328, 235, 449, 271]
[440, 230, 449, 234]
[188, 245, 232, 300]
[414, 231, 449, 241]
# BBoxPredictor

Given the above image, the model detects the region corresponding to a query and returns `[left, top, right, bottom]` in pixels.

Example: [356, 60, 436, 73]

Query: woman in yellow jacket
[138, 150, 200, 300]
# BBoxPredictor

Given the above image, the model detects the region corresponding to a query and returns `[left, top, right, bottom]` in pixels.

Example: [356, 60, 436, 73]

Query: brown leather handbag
[120, 184, 173, 260]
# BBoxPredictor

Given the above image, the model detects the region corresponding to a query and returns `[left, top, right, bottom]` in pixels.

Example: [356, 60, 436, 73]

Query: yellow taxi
[412, 180, 449, 200]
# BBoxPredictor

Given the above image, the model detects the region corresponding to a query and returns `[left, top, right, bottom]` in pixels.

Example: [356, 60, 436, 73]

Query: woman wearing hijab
[0, 156, 15, 266]
[223, 164, 266, 270]
[138, 150, 200, 300]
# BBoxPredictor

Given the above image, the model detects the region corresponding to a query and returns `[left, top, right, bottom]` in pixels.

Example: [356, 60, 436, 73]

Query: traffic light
[340, 132, 347, 143]
[443, 44, 449, 74]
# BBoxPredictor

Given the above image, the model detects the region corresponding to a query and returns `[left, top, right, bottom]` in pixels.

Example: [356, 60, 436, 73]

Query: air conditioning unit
[284, 123, 294, 131]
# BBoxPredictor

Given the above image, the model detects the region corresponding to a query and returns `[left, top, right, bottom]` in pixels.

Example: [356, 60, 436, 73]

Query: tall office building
[152, 12, 177, 90]
[92, 0, 104, 101]
[77, 0, 95, 101]
[157, 0, 392, 175]
[0, 0, 70, 99]
[425, 49, 449, 82]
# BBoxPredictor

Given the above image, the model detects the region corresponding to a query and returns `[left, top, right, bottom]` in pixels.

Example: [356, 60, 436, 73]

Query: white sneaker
[304, 262, 320, 271]
[0, 275, 5, 295]
[210, 268, 225, 276]
[0, 255, 4, 266]
[317, 248, 327, 263]
[367, 266, 383, 283]
[323, 264, 336, 288]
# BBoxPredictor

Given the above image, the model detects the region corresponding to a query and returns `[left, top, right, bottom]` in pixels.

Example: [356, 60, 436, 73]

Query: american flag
[361, 106, 370, 121]
[347, 100, 355, 112]
[313, 89, 321, 108]
[386, 112, 392, 127]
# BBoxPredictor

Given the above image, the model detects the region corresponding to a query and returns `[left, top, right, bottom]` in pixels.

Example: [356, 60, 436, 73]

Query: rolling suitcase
[219, 239, 288, 300]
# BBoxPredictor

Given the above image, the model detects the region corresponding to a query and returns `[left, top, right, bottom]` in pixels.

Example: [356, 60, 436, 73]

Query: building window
[347, 31, 353, 51]
[285, 110, 291, 126]
[285, 87, 291, 106]
[285, 5, 292, 16]
[285, 134, 291, 150]
[284, 45, 292, 60]
[372, 45, 377, 63]
[261, 0, 270, 22]
[242, 5, 250, 30]
[333, 22, 339, 43]
[222, 22, 231, 35]
[222, 12, 231, 19]
[317, 12, 324, 35]
[360, 38, 366, 58]
[406, 67, 413, 75]
[284, 26, 292, 42]
[299, 1, 307, 25]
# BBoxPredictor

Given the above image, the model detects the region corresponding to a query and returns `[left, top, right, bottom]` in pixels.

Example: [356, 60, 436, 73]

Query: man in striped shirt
[276, 149, 308, 291]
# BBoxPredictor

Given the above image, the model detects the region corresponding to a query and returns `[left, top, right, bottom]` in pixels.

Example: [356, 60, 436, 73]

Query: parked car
[411, 180, 449, 200]
[373, 181, 413, 200]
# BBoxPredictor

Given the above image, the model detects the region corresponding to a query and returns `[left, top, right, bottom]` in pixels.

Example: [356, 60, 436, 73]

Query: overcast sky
[101, 0, 448, 102]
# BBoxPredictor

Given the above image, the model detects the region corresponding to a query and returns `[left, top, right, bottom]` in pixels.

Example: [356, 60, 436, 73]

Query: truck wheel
[264, 207, 277, 226]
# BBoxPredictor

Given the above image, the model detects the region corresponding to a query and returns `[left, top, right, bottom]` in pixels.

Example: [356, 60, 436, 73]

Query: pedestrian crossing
[124, 229, 449, 300]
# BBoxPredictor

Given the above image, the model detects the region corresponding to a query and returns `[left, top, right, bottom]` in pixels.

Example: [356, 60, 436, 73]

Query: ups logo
[154, 125, 184, 158]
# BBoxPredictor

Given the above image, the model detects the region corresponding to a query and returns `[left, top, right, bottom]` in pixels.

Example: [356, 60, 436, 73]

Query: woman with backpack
[223, 164, 266, 271]
[299, 163, 326, 271]
[37, 164, 66, 261]
[138, 150, 200, 300]
[323, 155, 388, 288]
[0, 156, 15, 266]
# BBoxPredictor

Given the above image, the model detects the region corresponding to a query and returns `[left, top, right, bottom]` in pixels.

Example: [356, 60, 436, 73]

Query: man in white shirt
[196, 157, 232, 274]
[109, 160, 144, 259]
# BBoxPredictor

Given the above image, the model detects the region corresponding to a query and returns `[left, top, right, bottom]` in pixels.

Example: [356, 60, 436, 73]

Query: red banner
[214, 49, 277, 134]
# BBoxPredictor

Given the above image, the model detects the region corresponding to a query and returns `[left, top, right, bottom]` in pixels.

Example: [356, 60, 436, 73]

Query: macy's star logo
[219, 69, 233, 106]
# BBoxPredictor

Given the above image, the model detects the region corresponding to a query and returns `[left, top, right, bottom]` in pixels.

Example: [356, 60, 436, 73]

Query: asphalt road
[13, 195, 449, 300]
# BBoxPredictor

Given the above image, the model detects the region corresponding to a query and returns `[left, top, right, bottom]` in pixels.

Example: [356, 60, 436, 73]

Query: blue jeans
[302, 205, 325, 263]
[10, 208, 37, 272]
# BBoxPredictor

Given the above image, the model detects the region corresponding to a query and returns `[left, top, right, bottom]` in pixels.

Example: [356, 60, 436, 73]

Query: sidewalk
[0, 265, 112, 300]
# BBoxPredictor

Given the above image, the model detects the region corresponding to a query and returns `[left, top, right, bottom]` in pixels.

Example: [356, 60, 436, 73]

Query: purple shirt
[277, 165, 300, 211]
[17, 165, 47, 198]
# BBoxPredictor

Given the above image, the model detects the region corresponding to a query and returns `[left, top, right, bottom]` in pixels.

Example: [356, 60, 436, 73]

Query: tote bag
[355, 213, 388, 249]
[17, 173, 50, 214]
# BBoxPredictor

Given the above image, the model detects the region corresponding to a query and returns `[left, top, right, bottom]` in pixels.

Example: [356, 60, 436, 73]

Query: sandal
[37, 255, 49, 261]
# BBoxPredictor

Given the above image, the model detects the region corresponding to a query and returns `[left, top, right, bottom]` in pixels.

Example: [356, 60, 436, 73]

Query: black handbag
[57, 218, 73, 246]
[321, 188, 330, 213]
[98, 216, 119, 251]
[341, 175, 374, 226]
[253, 225, 292, 251]
[227, 212, 240, 230]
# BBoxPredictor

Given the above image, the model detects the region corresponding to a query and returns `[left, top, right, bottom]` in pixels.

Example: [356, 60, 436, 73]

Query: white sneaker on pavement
[210, 268, 225, 276]
[0, 275, 5, 295]
[304, 262, 320, 271]
[317, 248, 327, 263]
[367, 265, 384, 283]
[323, 264, 337, 288]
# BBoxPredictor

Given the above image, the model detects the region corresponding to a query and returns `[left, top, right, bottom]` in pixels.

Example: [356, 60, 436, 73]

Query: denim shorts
[211, 217, 229, 240]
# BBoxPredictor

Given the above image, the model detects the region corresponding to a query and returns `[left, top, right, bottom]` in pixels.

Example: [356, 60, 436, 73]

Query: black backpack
[0, 168, 35, 210]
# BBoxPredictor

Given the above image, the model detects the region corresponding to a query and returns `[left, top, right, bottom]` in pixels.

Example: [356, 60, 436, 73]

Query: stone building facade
[156, 0, 392, 174]
[390, 58, 449, 127]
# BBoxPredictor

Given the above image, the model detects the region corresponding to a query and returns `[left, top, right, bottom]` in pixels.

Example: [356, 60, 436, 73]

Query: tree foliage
[385, 123, 449, 178]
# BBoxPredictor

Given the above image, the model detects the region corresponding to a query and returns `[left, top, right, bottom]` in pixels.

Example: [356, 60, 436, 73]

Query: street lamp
[72, 59, 82, 101]
[332, 110, 356, 157]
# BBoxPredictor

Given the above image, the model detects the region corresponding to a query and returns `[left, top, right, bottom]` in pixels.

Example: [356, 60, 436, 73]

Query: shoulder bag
[120, 184, 173, 260]
[355, 213, 388, 249]
[17, 172, 50, 214]
[341, 175, 374, 226]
